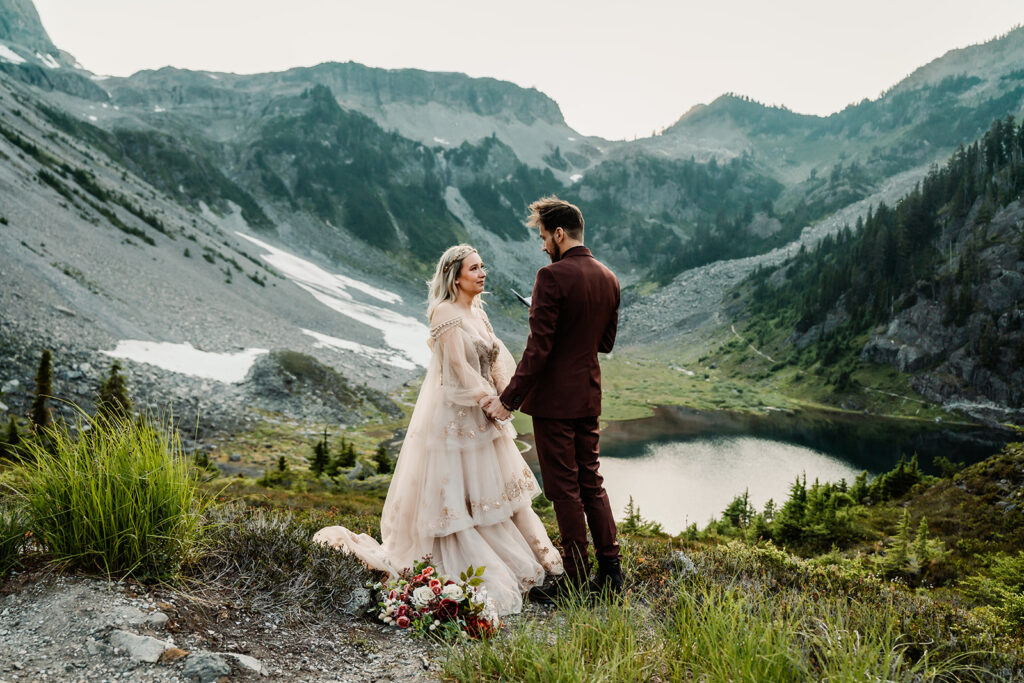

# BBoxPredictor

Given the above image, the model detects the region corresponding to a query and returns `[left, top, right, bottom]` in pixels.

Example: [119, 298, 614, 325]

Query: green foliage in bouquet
[376, 558, 499, 641]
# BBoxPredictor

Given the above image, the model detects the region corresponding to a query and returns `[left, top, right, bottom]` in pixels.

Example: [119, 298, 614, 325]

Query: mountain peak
[664, 93, 816, 137]
[0, 0, 58, 56]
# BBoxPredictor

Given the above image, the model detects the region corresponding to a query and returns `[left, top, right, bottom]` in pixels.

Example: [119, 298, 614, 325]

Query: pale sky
[32, 0, 1024, 140]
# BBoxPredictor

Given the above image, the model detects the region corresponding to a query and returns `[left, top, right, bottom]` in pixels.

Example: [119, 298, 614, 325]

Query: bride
[314, 244, 563, 615]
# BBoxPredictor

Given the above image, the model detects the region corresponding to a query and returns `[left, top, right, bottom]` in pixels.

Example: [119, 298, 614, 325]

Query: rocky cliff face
[861, 201, 1024, 418]
[0, 0, 58, 56]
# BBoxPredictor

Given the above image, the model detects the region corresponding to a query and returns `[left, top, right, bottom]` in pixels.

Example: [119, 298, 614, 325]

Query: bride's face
[456, 252, 486, 298]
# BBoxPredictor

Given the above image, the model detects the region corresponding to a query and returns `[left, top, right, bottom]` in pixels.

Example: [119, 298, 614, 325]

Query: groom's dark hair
[527, 196, 584, 241]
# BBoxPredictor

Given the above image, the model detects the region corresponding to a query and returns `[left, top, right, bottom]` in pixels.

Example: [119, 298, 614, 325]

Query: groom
[482, 196, 622, 600]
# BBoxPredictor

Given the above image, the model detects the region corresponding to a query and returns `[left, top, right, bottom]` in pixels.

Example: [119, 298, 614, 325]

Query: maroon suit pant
[532, 416, 620, 580]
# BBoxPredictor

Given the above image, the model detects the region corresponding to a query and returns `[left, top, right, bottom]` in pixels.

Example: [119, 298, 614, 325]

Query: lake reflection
[599, 436, 863, 535]
[521, 405, 1012, 537]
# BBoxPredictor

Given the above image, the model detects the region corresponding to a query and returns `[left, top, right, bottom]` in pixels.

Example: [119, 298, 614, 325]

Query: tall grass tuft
[0, 505, 30, 577]
[443, 540, 1005, 682]
[18, 411, 207, 580]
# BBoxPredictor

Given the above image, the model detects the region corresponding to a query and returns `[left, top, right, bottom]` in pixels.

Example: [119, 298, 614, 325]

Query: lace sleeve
[430, 316, 496, 407]
[479, 311, 517, 394]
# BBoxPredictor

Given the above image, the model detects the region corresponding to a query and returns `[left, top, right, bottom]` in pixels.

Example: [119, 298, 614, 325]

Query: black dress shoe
[528, 574, 590, 605]
[595, 557, 624, 595]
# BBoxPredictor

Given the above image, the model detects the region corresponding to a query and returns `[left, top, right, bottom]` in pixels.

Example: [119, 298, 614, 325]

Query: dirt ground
[0, 569, 439, 682]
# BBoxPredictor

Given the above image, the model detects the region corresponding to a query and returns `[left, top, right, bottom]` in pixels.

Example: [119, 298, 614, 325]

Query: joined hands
[480, 395, 512, 422]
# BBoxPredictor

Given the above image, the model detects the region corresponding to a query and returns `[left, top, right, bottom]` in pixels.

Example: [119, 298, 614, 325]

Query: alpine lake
[519, 406, 1015, 534]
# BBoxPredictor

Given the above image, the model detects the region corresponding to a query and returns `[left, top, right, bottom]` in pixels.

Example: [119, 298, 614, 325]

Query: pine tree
[373, 443, 391, 474]
[339, 440, 356, 468]
[886, 508, 913, 574]
[912, 516, 930, 564]
[277, 455, 287, 472]
[723, 489, 754, 528]
[30, 349, 54, 431]
[311, 429, 329, 476]
[96, 361, 132, 421]
[0, 416, 20, 460]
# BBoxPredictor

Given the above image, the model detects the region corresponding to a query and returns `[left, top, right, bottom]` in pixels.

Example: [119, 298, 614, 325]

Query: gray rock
[109, 629, 170, 663]
[228, 453, 241, 462]
[146, 611, 169, 628]
[183, 652, 232, 682]
[0, 401, 7, 413]
[1, 379, 19, 394]
[666, 550, 697, 578]
[341, 586, 373, 617]
[219, 651, 264, 675]
[895, 345, 933, 373]
[860, 336, 899, 365]
[345, 461, 375, 481]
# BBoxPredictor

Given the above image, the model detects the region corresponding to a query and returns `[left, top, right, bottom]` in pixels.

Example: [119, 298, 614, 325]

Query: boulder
[219, 652, 265, 675]
[109, 629, 171, 663]
[183, 652, 232, 682]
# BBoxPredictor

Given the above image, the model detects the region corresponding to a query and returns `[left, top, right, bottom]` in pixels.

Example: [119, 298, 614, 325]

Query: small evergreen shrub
[96, 361, 132, 421]
[197, 505, 372, 616]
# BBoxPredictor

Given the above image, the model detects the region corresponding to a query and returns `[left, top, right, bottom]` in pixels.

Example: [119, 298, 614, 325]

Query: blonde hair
[427, 244, 483, 320]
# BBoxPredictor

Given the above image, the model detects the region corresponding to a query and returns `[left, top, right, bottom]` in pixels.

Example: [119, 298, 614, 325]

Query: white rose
[412, 585, 436, 608]
[440, 584, 465, 602]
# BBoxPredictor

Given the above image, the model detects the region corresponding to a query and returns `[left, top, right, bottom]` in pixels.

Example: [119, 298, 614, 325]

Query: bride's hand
[480, 396, 511, 421]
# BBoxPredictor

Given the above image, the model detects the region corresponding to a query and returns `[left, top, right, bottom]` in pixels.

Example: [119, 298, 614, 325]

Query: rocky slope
[3, 0, 1024, 434]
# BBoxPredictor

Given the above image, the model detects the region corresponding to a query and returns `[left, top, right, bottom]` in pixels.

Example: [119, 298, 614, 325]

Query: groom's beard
[548, 243, 561, 263]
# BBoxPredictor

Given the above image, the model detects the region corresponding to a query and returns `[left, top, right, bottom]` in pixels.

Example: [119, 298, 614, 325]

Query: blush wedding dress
[314, 309, 562, 615]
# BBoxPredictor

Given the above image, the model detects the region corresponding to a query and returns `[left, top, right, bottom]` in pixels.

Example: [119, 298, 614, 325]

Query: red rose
[388, 590, 398, 600]
[464, 616, 496, 639]
[397, 604, 408, 618]
[422, 566, 435, 577]
[445, 579, 456, 586]
[396, 615, 411, 629]
[429, 579, 442, 595]
[437, 598, 459, 620]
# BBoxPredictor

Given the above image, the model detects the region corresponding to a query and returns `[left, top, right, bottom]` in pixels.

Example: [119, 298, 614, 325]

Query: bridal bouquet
[374, 558, 500, 640]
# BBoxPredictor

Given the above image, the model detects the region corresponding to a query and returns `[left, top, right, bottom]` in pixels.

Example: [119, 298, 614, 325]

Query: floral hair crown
[443, 248, 475, 273]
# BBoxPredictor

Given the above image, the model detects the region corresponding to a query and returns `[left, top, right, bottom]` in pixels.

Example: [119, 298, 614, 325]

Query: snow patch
[154, 105, 165, 113]
[206, 73, 220, 80]
[433, 137, 450, 145]
[35, 52, 59, 69]
[301, 329, 417, 370]
[235, 233, 429, 368]
[90, 74, 110, 81]
[567, 136, 576, 141]
[569, 173, 583, 183]
[87, 115, 98, 122]
[0, 46, 26, 65]
[101, 341, 268, 384]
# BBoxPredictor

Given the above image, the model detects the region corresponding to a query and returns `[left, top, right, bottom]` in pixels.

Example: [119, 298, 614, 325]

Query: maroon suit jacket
[500, 246, 620, 418]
